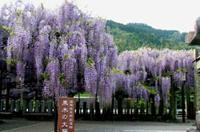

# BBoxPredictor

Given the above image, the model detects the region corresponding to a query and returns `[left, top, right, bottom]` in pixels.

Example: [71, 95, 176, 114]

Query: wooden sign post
[57, 97, 75, 132]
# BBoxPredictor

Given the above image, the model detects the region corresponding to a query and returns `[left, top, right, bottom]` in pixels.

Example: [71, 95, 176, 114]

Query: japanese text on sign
[57, 97, 75, 132]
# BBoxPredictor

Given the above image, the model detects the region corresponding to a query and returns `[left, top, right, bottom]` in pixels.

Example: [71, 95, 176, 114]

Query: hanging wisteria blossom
[1, 1, 117, 103]
[0, 1, 195, 107]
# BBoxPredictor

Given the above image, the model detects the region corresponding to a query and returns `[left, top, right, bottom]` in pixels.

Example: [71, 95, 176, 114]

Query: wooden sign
[57, 97, 75, 132]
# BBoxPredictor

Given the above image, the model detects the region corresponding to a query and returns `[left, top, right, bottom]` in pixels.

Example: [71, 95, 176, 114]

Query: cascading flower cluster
[1, 1, 117, 101]
[115, 48, 194, 106]
[0, 1, 195, 106]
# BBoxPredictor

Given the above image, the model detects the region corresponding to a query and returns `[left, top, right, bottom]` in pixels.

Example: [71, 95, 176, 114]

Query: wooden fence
[0, 98, 177, 121]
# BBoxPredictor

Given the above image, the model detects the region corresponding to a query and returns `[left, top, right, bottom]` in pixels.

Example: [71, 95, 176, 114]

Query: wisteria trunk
[76, 93, 80, 119]
[5, 82, 10, 112]
[150, 95, 156, 116]
[186, 86, 191, 119]
[117, 98, 123, 119]
[135, 98, 139, 116]
[146, 101, 149, 115]
[181, 81, 186, 123]
[111, 95, 114, 120]
[186, 86, 195, 119]
[159, 98, 164, 116]
[170, 87, 176, 120]
[95, 101, 100, 120]
[95, 78, 100, 120]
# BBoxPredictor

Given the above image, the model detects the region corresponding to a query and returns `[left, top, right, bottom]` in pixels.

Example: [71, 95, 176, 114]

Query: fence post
[16, 100, 20, 112]
[90, 103, 94, 120]
[35, 100, 39, 112]
[10, 100, 14, 112]
[83, 102, 87, 119]
[28, 100, 33, 112]
[76, 101, 80, 119]
[41, 100, 45, 112]
[22, 99, 27, 114]
[0, 99, 3, 111]
[47, 99, 52, 113]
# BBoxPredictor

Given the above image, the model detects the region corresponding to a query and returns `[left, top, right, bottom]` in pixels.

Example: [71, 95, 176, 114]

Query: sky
[0, 0, 200, 32]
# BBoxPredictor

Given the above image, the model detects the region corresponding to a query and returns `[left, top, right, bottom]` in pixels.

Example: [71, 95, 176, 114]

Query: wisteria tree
[0, 0, 195, 125]
[0, 0, 117, 130]
[114, 48, 194, 118]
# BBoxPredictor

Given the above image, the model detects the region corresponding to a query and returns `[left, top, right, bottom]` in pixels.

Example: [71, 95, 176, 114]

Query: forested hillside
[106, 20, 196, 52]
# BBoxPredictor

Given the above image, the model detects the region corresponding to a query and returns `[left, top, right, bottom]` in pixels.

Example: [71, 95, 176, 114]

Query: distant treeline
[106, 20, 199, 52]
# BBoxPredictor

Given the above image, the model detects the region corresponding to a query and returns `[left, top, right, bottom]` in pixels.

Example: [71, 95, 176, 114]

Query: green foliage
[153, 76, 160, 81]
[106, 20, 197, 52]
[142, 83, 157, 95]
[40, 72, 50, 80]
[16, 9, 22, 17]
[6, 58, 16, 66]
[86, 57, 94, 66]
[162, 71, 173, 77]
[59, 73, 65, 86]
[74, 92, 92, 97]
[133, 98, 146, 108]
[176, 68, 187, 73]
[0, 25, 12, 33]
[112, 67, 123, 74]
[138, 99, 145, 106]
[0, 25, 14, 36]
[43, 57, 49, 66]
[64, 54, 69, 59]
